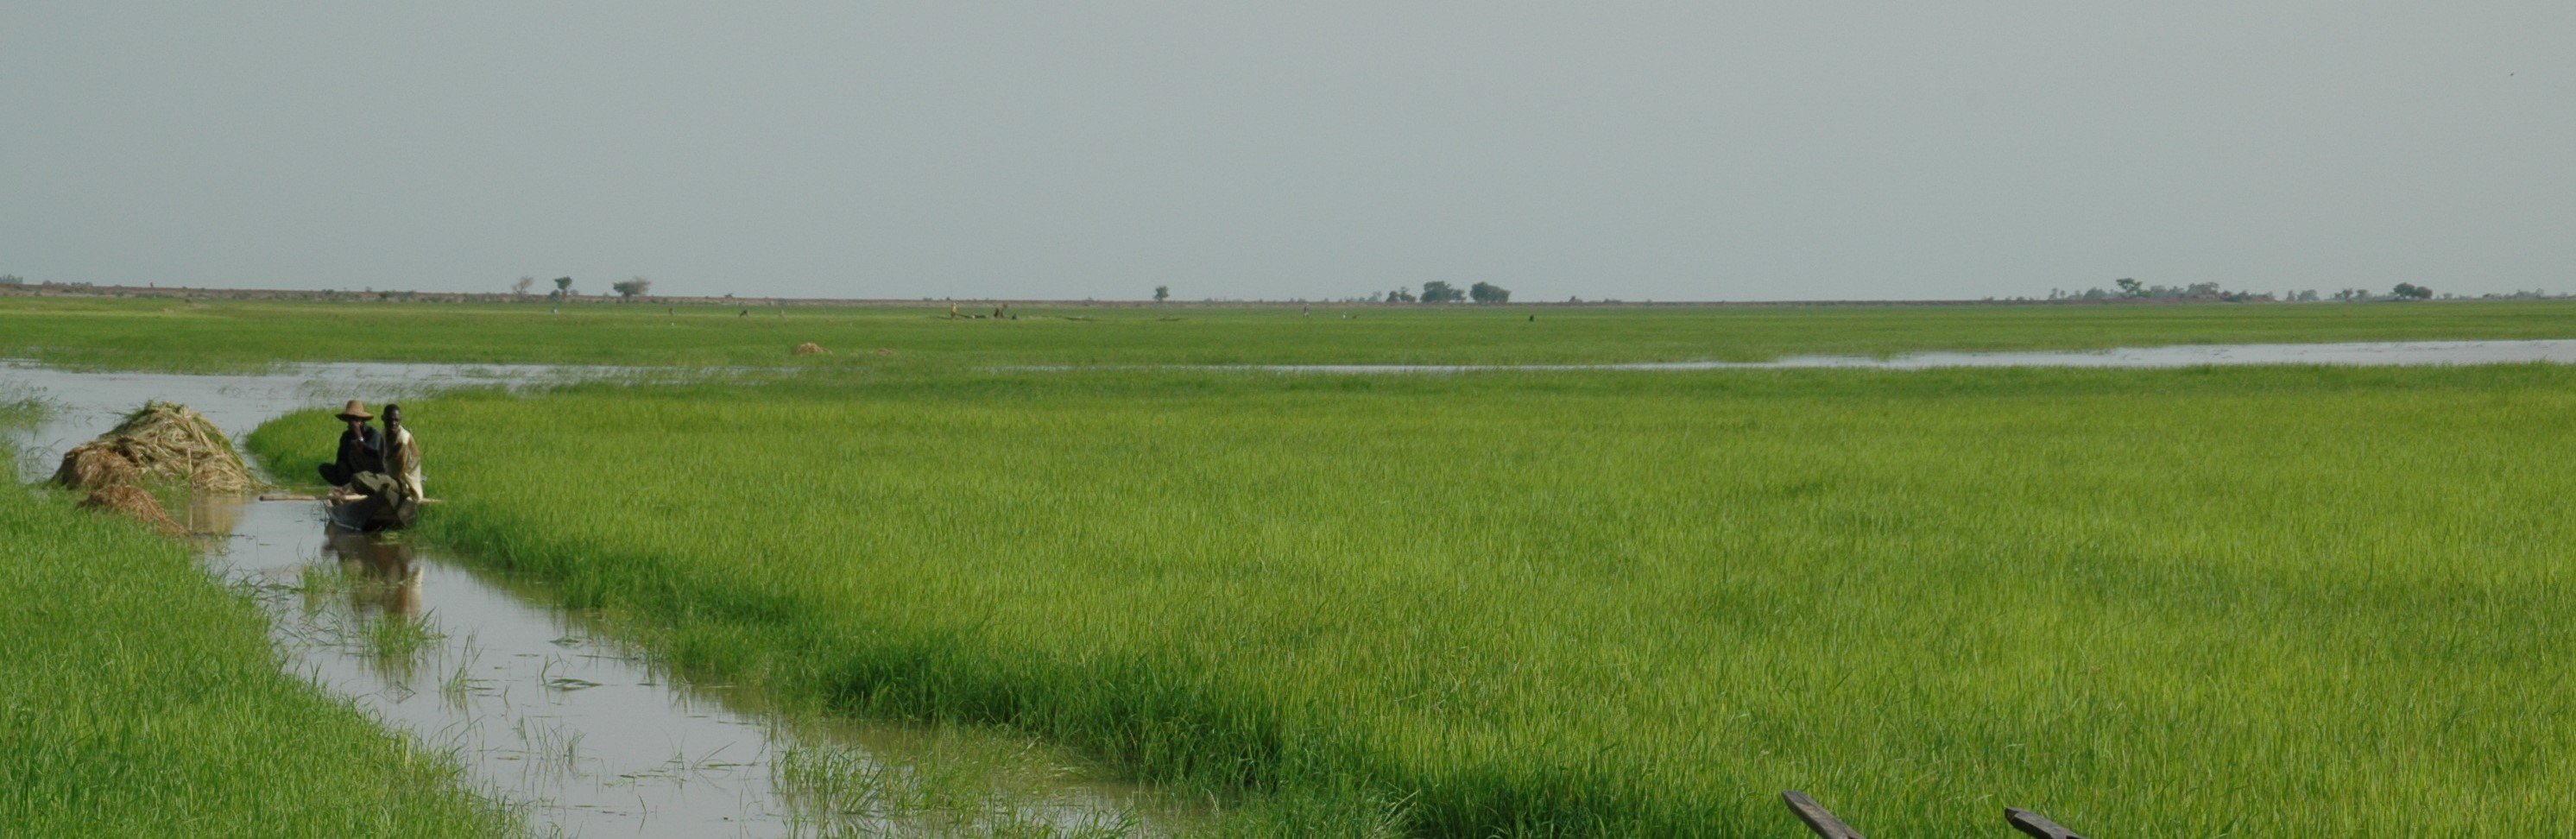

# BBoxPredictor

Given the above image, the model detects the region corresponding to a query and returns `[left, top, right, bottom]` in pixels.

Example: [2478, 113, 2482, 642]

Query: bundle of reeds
[51, 444, 140, 489]
[74, 484, 186, 535]
[85, 401, 265, 493]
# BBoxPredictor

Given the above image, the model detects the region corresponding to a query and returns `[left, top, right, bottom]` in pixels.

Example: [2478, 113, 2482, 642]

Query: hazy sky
[4, 3, 2569, 301]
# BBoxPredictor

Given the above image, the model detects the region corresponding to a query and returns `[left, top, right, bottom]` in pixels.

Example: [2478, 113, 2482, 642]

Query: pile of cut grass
[0, 449, 518, 838]
[250, 363, 2576, 836]
[79, 401, 263, 492]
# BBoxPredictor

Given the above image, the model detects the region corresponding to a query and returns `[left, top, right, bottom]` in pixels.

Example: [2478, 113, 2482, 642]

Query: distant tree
[2114, 278, 2143, 298]
[0, 274, 22, 286]
[2391, 282, 2432, 300]
[1468, 281, 1511, 304]
[552, 276, 575, 298]
[1419, 281, 1467, 303]
[1154, 285, 1170, 302]
[1386, 287, 1417, 303]
[512, 275, 535, 297]
[611, 277, 653, 299]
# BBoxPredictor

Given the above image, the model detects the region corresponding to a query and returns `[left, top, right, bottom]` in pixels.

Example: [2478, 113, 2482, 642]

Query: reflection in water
[181, 492, 244, 538]
[325, 527, 421, 618]
[197, 497, 1187, 838]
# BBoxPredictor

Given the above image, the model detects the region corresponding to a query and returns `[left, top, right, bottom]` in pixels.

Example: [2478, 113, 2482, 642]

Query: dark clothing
[340, 471, 418, 531]
[319, 426, 383, 487]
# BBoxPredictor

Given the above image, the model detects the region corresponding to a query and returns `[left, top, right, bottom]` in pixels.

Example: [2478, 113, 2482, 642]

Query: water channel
[2, 361, 1180, 839]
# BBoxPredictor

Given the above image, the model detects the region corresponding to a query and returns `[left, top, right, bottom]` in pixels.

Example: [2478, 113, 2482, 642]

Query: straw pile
[52, 445, 140, 489]
[51, 402, 266, 493]
[76, 484, 186, 536]
[793, 342, 830, 356]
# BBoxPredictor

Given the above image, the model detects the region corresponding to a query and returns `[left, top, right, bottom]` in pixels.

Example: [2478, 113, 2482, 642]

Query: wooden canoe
[321, 491, 418, 533]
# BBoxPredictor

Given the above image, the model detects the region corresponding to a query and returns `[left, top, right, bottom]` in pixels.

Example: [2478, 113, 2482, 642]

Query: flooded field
[1218, 338, 2576, 373]
[0, 362, 620, 483]
[15, 342, 2576, 836]
[3, 362, 1186, 838]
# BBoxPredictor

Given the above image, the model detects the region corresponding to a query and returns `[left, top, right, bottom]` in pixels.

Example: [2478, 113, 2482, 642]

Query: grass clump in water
[773, 726, 1148, 839]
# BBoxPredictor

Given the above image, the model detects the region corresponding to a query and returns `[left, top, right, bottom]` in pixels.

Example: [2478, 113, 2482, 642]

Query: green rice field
[0, 447, 520, 837]
[13, 297, 2576, 836]
[249, 363, 2576, 836]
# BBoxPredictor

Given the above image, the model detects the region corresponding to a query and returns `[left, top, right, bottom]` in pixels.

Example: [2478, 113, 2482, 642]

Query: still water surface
[1222, 338, 2576, 372]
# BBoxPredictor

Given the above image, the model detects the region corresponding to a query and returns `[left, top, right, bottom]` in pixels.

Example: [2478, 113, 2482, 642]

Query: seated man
[343, 403, 423, 531]
[382, 402, 423, 504]
[317, 400, 383, 487]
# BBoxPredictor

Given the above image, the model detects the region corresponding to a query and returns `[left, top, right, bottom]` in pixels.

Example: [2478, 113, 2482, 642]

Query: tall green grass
[249, 364, 2576, 836]
[0, 451, 520, 837]
[14, 295, 2576, 370]
[0, 382, 44, 428]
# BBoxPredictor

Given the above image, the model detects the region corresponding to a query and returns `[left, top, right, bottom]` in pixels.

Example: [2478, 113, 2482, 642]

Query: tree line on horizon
[507, 275, 653, 301]
[1155, 281, 1513, 304]
[2049, 279, 2454, 303]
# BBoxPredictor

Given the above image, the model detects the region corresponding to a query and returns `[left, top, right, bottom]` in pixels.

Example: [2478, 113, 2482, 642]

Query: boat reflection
[324, 527, 421, 618]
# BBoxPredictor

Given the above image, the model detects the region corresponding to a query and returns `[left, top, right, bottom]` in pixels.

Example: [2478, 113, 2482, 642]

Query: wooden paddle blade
[2005, 807, 2087, 839]
[1782, 791, 1868, 839]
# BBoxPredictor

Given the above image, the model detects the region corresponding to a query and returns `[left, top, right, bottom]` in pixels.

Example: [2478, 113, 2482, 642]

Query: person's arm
[399, 437, 425, 500]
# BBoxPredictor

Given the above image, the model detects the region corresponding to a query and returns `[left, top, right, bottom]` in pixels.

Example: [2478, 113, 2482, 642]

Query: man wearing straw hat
[318, 400, 383, 488]
[339, 403, 422, 530]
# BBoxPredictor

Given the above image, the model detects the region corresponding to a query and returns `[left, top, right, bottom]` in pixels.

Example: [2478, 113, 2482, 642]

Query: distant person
[317, 400, 382, 488]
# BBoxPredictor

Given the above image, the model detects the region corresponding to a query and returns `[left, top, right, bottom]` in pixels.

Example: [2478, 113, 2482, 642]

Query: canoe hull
[325, 494, 414, 533]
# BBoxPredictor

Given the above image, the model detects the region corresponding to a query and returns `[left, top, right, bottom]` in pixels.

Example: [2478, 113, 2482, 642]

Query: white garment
[387, 426, 425, 501]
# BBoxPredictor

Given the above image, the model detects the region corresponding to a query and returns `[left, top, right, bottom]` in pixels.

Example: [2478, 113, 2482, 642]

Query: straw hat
[335, 400, 376, 422]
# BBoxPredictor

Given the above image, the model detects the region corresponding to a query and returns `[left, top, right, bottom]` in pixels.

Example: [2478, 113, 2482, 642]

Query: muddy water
[3, 362, 1183, 839]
